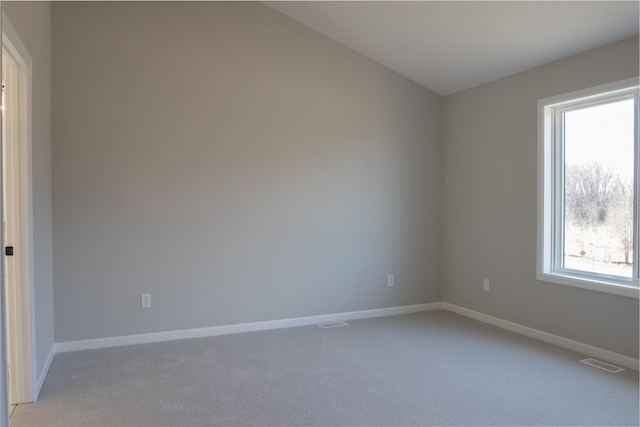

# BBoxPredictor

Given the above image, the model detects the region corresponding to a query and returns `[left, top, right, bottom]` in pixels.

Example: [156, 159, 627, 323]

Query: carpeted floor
[10, 311, 640, 426]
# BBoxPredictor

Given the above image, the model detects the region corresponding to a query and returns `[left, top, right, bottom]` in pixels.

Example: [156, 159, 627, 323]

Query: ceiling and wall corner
[263, 1, 639, 358]
[265, 1, 639, 96]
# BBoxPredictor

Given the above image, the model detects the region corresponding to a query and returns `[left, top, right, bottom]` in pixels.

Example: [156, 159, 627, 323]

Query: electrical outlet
[141, 293, 151, 308]
[387, 275, 395, 287]
[483, 279, 490, 292]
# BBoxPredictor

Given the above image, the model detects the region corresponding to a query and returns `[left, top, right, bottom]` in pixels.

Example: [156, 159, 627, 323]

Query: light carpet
[11, 311, 639, 426]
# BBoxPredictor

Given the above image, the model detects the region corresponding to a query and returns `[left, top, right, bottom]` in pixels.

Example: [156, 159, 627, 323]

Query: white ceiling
[265, 1, 639, 96]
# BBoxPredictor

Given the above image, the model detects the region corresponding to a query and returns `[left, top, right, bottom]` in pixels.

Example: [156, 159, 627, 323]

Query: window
[538, 78, 640, 298]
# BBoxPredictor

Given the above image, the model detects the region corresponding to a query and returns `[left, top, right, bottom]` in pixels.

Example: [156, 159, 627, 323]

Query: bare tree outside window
[565, 163, 615, 231]
[562, 99, 634, 278]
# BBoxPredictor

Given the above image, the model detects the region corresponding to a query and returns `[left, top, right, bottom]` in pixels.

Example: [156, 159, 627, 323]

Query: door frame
[1, 10, 35, 407]
[0, 8, 6, 427]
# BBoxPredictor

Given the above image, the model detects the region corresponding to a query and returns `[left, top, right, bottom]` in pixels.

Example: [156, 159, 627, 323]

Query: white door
[1, 12, 34, 407]
[2, 45, 20, 407]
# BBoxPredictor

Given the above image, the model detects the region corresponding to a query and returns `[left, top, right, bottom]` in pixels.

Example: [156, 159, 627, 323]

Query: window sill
[537, 271, 640, 298]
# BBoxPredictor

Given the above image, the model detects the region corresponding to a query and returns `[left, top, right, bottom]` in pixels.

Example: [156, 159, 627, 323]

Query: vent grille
[580, 358, 624, 373]
[318, 321, 349, 329]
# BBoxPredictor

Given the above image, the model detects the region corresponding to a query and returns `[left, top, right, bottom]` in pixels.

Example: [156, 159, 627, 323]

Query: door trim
[0, 8, 7, 427]
[2, 11, 35, 405]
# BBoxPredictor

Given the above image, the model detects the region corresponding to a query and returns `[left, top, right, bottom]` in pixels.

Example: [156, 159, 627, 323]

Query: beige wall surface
[443, 37, 639, 358]
[52, 2, 443, 342]
[2, 1, 54, 381]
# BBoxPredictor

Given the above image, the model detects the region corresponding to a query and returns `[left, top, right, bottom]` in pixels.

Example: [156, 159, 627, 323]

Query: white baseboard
[34, 344, 56, 401]
[53, 301, 638, 372]
[442, 302, 639, 371]
[56, 302, 443, 353]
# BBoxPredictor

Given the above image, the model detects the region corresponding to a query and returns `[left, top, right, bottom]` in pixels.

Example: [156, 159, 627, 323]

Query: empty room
[0, 1, 638, 426]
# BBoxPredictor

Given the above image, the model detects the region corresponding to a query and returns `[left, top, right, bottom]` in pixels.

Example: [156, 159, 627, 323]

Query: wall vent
[318, 321, 349, 328]
[580, 358, 624, 373]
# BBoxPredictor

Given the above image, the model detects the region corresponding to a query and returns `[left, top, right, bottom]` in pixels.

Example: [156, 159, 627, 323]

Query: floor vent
[580, 358, 624, 373]
[318, 321, 349, 328]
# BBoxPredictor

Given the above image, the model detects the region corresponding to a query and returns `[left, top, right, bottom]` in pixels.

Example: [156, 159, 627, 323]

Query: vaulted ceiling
[266, 1, 639, 95]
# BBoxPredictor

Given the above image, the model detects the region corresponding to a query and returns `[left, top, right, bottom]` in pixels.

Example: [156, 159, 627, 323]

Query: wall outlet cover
[141, 293, 151, 308]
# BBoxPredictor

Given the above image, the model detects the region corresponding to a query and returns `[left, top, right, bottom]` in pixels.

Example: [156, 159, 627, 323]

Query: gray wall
[1, 1, 54, 382]
[52, 2, 443, 342]
[443, 36, 639, 358]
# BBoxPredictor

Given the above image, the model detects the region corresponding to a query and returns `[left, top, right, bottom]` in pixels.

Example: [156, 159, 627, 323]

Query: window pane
[563, 99, 635, 278]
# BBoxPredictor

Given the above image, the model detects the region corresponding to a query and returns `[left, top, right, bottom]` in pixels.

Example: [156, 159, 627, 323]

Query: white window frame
[537, 77, 640, 299]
